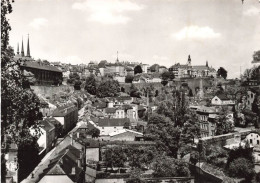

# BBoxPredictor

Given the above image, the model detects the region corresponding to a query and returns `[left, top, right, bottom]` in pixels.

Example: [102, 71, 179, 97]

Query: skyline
[8, 0, 260, 79]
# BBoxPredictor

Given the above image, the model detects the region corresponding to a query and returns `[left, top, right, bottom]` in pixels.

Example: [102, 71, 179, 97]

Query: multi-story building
[52, 104, 78, 133]
[169, 55, 217, 78]
[196, 106, 219, 137]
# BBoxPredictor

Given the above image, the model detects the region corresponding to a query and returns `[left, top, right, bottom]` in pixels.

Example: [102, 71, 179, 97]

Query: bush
[228, 158, 255, 180]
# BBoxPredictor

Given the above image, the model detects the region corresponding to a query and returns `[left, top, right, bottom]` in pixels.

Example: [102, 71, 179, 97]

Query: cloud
[29, 18, 48, 30]
[172, 25, 221, 40]
[72, 0, 144, 24]
[152, 55, 169, 61]
[243, 6, 259, 16]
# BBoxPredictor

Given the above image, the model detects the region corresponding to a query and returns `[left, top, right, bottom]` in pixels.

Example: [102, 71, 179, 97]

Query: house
[246, 88, 259, 110]
[244, 132, 260, 147]
[20, 61, 63, 85]
[35, 118, 56, 154]
[52, 104, 78, 133]
[115, 96, 133, 104]
[104, 107, 117, 118]
[38, 145, 84, 183]
[196, 106, 219, 137]
[211, 94, 235, 106]
[109, 129, 143, 141]
[97, 118, 131, 138]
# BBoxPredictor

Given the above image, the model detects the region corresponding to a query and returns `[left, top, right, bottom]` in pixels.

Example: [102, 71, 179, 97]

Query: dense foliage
[125, 75, 134, 83]
[228, 158, 255, 181]
[96, 78, 120, 98]
[152, 155, 190, 177]
[1, 1, 42, 181]
[134, 65, 143, 74]
[84, 74, 97, 95]
[217, 67, 227, 79]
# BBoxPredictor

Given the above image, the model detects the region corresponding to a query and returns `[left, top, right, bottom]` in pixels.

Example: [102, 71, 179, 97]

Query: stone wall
[30, 85, 74, 98]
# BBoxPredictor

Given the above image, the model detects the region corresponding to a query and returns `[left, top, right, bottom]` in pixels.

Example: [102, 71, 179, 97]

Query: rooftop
[22, 61, 62, 73]
[98, 118, 130, 127]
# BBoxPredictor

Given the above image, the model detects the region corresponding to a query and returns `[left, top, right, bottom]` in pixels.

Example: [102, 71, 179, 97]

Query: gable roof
[40, 119, 55, 132]
[98, 118, 130, 127]
[42, 145, 83, 182]
[22, 61, 62, 73]
[52, 105, 78, 117]
[109, 129, 143, 137]
[192, 65, 209, 70]
[105, 108, 116, 114]
[215, 94, 230, 100]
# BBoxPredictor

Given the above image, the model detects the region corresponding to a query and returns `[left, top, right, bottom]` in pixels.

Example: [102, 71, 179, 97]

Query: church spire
[17, 42, 19, 55]
[21, 37, 24, 57]
[206, 60, 208, 67]
[116, 51, 119, 62]
[187, 55, 191, 66]
[26, 34, 31, 57]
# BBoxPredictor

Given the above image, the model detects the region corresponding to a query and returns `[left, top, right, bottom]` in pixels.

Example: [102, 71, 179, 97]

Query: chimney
[77, 159, 81, 168]
[71, 167, 76, 175]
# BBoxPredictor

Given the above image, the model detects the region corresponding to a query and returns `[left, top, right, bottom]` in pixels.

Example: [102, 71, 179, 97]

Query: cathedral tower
[21, 37, 24, 57]
[26, 34, 31, 57]
[187, 55, 191, 66]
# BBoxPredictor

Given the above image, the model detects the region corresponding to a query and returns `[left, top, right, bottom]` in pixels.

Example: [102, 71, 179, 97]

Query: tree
[130, 84, 141, 98]
[161, 71, 175, 81]
[217, 67, 227, 79]
[125, 75, 134, 83]
[67, 72, 80, 84]
[88, 127, 100, 138]
[144, 113, 181, 157]
[96, 78, 120, 98]
[127, 146, 157, 170]
[2, 1, 42, 181]
[216, 108, 234, 135]
[228, 158, 255, 181]
[74, 79, 82, 90]
[85, 74, 97, 95]
[181, 113, 201, 144]
[134, 65, 143, 75]
[226, 141, 254, 168]
[252, 50, 260, 63]
[152, 155, 190, 177]
[17, 133, 40, 182]
[103, 146, 127, 170]
[127, 168, 145, 183]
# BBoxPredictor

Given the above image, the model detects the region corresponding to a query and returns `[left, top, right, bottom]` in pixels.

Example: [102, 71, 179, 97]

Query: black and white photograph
[1, 0, 260, 182]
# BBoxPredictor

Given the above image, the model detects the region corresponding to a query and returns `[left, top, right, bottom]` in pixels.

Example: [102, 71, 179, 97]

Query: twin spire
[17, 34, 30, 57]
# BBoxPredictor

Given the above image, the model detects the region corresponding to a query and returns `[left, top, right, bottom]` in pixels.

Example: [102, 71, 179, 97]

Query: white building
[97, 118, 131, 137]
[211, 94, 235, 106]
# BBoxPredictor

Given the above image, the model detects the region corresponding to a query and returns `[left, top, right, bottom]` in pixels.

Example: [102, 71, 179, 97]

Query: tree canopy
[134, 65, 143, 75]
[96, 78, 120, 98]
[217, 67, 228, 79]
[85, 74, 97, 95]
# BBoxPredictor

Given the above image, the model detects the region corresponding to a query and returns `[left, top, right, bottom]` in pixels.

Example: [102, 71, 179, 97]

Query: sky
[8, 0, 260, 79]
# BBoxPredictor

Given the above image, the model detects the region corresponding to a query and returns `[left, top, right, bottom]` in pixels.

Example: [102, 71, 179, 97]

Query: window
[257, 140, 259, 145]
[250, 139, 253, 144]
